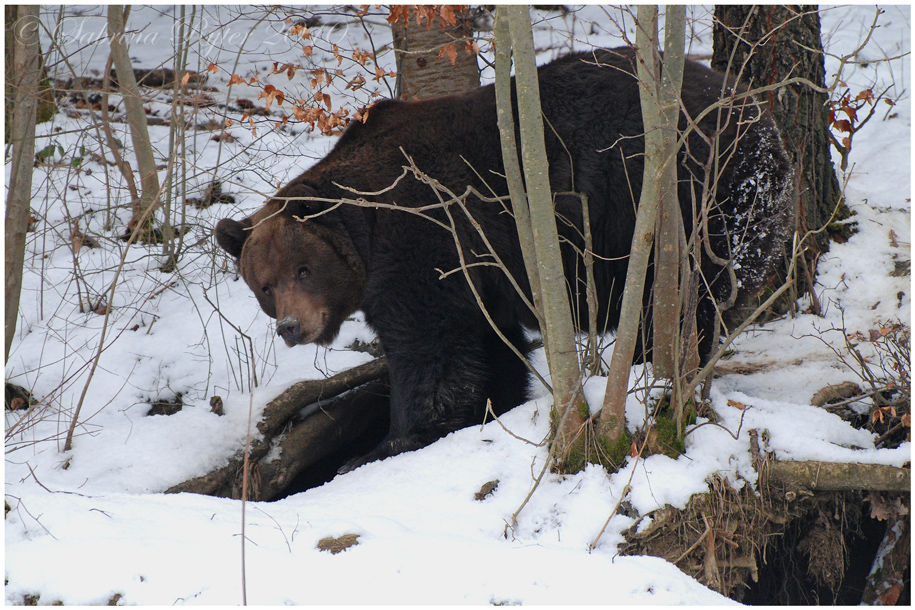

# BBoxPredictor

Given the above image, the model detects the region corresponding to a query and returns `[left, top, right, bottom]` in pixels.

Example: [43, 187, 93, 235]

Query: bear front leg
[338, 314, 497, 473]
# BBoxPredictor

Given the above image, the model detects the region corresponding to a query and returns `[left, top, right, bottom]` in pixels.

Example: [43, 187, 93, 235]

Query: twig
[685, 406, 748, 441]
[26, 463, 90, 497]
[482, 400, 547, 447]
[673, 523, 711, 565]
[589, 422, 656, 551]
[253, 506, 294, 554]
[8, 496, 58, 541]
[240, 390, 253, 606]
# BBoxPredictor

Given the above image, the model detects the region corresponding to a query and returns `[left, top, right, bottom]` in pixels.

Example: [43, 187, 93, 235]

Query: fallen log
[254, 379, 389, 500]
[766, 460, 910, 493]
[255, 357, 387, 437]
[166, 357, 389, 500]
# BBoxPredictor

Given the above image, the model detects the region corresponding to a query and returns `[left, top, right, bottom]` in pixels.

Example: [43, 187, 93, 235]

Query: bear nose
[276, 316, 301, 345]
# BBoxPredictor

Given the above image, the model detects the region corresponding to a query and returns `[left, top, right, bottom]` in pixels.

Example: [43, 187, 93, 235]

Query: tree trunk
[711, 6, 844, 305]
[496, 6, 584, 472]
[107, 5, 161, 237]
[493, 10, 545, 333]
[650, 6, 687, 380]
[599, 6, 678, 455]
[5, 5, 41, 362]
[391, 6, 479, 99]
[5, 5, 13, 136]
[6, 6, 53, 143]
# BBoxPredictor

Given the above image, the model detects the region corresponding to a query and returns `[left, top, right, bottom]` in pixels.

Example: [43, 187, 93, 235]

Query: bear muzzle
[277, 316, 304, 347]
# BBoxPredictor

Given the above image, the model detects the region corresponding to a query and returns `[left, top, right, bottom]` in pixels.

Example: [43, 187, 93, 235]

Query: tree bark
[650, 6, 686, 380]
[255, 357, 387, 436]
[166, 358, 389, 500]
[599, 6, 671, 451]
[5, 5, 15, 139]
[493, 9, 544, 334]
[767, 460, 910, 492]
[391, 6, 479, 99]
[5, 6, 53, 144]
[502, 5, 584, 472]
[5, 5, 41, 362]
[107, 5, 161, 236]
[711, 6, 844, 302]
[254, 380, 389, 499]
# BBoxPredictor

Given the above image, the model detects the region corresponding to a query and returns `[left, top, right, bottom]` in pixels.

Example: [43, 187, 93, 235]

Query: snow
[5, 5, 910, 606]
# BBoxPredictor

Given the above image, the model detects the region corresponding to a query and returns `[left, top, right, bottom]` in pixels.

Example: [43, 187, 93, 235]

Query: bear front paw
[336, 436, 424, 474]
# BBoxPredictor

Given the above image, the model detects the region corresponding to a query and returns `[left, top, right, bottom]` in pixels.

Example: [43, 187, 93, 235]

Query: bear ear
[280, 183, 320, 219]
[214, 217, 252, 259]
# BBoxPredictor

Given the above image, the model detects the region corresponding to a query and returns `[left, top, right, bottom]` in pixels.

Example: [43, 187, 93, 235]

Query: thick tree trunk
[391, 7, 479, 99]
[5, 5, 41, 362]
[711, 6, 845, 303]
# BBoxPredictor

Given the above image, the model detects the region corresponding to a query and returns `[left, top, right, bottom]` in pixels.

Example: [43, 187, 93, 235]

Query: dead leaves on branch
[208, 6, 483, 136]
[213, 44, 393, 136]
[386, 5, 463, 31]
[828, 84, 899, 170]
[258, 84, 285, 111]
[387, 5, 481, 66]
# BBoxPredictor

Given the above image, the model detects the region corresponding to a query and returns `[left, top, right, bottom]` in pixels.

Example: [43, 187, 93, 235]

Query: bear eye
[298, 266, 310, 279]
[262, 285, 272, 297]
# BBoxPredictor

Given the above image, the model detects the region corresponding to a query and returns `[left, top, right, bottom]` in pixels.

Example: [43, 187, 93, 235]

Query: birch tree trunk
[5, 5, 41, 361]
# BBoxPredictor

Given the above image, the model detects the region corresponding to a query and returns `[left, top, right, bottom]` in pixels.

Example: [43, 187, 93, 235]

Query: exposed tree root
[620, 475, 773, 600]
[620, 439, 911, 603]
[165, 357, 389, 500]
[862, 494, 911, 605]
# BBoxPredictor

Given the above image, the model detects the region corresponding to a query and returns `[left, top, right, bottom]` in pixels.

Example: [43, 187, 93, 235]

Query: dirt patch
[316, 533, 361, 555]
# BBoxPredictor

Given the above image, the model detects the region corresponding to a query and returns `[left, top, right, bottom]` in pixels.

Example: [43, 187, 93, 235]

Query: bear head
[215, 184, 365, 348]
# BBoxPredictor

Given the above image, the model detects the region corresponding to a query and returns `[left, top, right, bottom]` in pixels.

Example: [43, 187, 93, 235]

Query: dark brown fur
[215, 47, 794, 471]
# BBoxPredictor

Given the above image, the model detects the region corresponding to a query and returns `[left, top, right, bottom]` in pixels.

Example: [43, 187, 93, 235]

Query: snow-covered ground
[5, 5, 910, 605]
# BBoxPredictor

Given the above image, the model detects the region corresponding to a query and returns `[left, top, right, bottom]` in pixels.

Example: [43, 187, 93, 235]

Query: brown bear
[215, 47, 794, 471]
